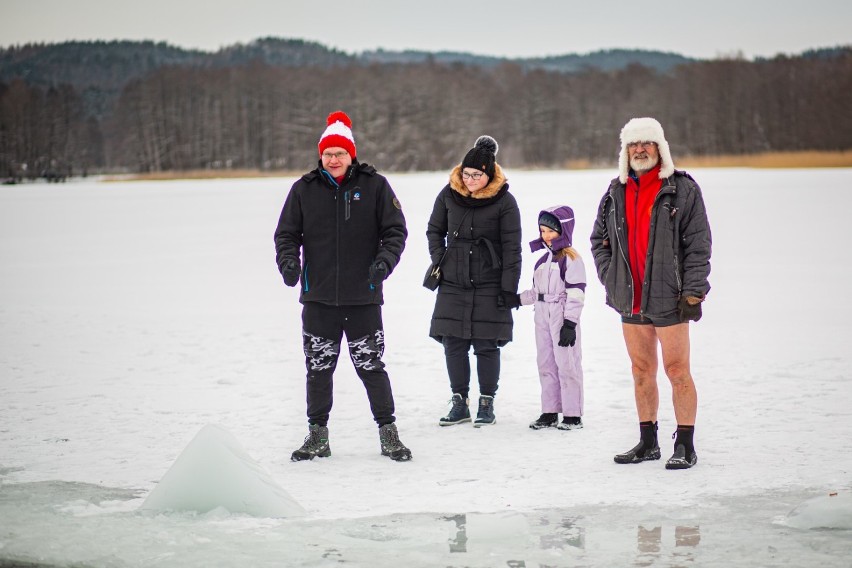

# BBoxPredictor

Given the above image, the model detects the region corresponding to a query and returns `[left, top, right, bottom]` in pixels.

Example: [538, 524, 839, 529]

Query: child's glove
[558, 319, 577, 347]
[678, 295, 703, 322]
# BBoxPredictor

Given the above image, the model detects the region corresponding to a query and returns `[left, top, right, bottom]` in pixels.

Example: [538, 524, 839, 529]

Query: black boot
[291, 424, 331, 461]
[529, 412, 558, 430]
[439, 393, 471, 426]
[614, 421, 660, 464]
[473, 395, 496, 427]
[379, 423, 412, 461]
[666, 425, 697, 469]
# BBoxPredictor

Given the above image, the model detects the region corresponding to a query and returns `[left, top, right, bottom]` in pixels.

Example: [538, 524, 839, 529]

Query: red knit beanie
[318, 111, 357, 159]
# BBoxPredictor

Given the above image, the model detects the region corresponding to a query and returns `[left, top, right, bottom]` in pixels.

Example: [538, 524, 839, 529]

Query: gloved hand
[558, 319, 577, 347]
[678, 295, 703, 322]
[497, 291, 521, 310]
[280, 258, 301, 287]
[368, 259, 390, 285]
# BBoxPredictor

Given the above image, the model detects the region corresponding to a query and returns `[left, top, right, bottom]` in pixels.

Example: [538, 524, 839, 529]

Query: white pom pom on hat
[461, 135, 499, 178]
[318, 110, 356, 159]
[617, 117, 675, 183]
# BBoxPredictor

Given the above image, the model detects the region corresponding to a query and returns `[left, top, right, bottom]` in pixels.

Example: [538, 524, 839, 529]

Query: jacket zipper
[344, 190, 351, 221]
[610, 194, 634, 314]
[335, 188, 340, 305]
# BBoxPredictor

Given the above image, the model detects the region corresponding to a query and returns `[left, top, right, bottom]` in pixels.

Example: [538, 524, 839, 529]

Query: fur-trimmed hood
[618, 117, 675, 184]
[449, 163, 507, 199]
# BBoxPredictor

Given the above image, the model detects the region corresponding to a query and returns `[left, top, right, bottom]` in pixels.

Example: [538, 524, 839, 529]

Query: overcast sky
[2, 0, 850, 60]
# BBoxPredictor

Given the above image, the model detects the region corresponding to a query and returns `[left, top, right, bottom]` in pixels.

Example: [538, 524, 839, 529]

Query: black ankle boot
[614, 421, 660, 464]
[439, 393, 471, 426]
[666, 425, 697, 469]
[473, 395, 495, 427]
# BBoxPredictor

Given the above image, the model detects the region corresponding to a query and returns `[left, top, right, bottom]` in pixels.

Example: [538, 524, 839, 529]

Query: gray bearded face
[629, 153, 659, 173]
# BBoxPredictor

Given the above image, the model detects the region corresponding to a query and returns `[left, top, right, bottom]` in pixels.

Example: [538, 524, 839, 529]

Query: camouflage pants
[300, 302, 395, 426]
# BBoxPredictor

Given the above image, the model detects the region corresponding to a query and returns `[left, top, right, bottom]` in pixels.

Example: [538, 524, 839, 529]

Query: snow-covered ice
[1, 168, 851, 566]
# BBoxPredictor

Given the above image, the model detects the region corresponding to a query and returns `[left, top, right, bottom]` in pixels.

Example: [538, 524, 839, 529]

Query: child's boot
[529, 412, 558, 429]
[557, 416, 583, 430]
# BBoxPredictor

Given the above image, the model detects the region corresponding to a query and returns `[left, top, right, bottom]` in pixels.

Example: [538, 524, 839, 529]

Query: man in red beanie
[274, 111, 411, 462]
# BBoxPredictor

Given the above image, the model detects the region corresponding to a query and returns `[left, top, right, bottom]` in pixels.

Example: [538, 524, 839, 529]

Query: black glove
[678, 295, 703, 322]
[368, 259, 390, 285]
[280, 258, 301, 287]
[497, 291, 521, 310]
[558, 319, 577, 347]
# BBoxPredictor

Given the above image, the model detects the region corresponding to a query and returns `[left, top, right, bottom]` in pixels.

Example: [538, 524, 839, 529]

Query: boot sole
[613, 448, 661, 464]
[439, 418, 472, 427]
[382, 450, 412, 461]
[665, 455, 698, 470]
[290, 448, 331, 461]
[473, 418, 496, 428]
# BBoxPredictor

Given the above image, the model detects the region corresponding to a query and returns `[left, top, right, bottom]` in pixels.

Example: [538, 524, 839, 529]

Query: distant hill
[360, 47, 693, 73]
[0, 38, 703, 119]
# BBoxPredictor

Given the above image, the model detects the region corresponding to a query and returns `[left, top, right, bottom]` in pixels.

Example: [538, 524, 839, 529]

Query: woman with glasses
[426, 135, 522, 427]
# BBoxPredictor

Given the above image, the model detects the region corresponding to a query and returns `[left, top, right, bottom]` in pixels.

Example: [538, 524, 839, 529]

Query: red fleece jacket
[625, 164, 663, 314]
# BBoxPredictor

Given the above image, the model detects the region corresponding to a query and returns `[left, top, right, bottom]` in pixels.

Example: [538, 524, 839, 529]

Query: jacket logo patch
[393, 197, 402, 210]
[353, 192, 361, 201]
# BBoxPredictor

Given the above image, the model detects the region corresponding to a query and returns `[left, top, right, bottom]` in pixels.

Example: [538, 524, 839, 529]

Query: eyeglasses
[322, 151, 349, 160]
[627, 141, 657, 150]
[461, 171, 485, 181]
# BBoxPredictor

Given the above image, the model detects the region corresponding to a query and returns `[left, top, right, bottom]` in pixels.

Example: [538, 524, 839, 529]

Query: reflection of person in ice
[590, 117, 711, 469]
[274, 110, 411, 462]
[637, 524, 701, 565]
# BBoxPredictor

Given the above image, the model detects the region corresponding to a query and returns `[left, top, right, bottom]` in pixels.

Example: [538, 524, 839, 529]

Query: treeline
[1, 47, 851, 178]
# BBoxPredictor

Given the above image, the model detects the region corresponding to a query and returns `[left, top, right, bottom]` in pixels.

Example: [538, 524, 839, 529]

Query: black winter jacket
[274, 161, 407, 306]
[427, 164, 522, 344]
[590, 170, 711, 318]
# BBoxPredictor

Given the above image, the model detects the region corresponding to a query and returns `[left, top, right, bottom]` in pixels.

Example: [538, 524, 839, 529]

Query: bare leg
[622, 323, 660, 422]
[656, 323, 697, 425]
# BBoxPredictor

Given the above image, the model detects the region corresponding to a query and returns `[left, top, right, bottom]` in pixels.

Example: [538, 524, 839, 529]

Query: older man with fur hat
[274, 111, 411, 462]
[590, 117, 712, 470]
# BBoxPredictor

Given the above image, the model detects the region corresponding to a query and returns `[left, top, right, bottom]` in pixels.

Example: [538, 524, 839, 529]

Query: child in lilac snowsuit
[518, 206, 586, 430]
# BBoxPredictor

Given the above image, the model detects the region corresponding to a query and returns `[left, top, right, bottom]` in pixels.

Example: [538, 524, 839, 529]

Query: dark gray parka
[590, 170, 711, 318]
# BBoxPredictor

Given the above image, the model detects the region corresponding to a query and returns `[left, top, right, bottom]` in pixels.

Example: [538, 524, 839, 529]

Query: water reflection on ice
[0, 481, 850, 567]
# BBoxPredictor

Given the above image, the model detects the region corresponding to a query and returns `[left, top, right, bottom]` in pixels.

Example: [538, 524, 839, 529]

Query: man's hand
[678, 295, 703, 322]
[281, 258, 301, 287]
[558, 319, 577, 347]
[368, 259, 390, 285]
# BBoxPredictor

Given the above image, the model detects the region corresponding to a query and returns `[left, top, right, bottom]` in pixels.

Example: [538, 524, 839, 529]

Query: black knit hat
[461, 135, 499, 179]
[538, 212, 561, 234]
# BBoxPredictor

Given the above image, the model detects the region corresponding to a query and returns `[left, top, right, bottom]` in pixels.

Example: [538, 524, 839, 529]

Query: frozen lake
[2, 168, 851, 566]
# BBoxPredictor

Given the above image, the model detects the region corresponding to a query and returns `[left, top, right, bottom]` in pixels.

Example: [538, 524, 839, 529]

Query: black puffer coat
[427, 164, 522, 345]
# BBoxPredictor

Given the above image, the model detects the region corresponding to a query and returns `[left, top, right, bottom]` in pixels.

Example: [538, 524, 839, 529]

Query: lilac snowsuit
[519, 206, 586, 416]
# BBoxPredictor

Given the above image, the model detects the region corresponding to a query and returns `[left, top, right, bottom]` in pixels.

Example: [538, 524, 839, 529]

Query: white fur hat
[618, 117, 675, 184]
